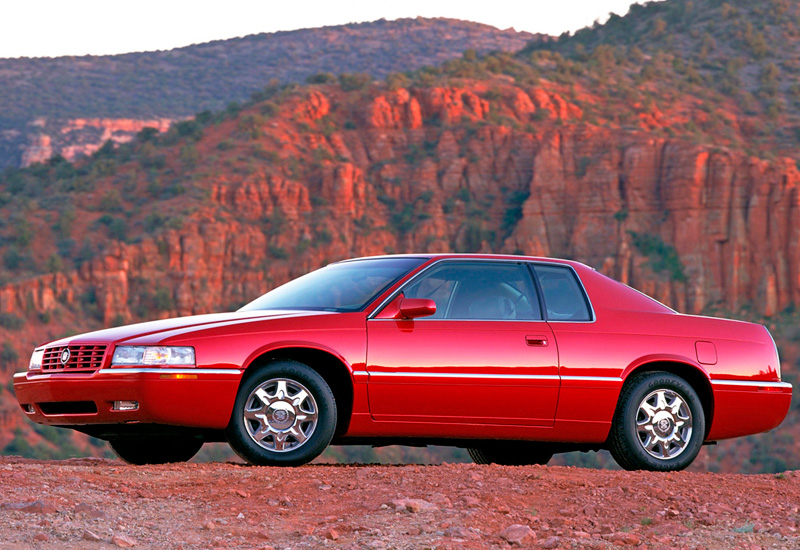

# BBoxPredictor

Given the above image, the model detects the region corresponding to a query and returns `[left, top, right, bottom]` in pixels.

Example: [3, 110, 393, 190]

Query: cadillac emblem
[60, 348, 71, 365]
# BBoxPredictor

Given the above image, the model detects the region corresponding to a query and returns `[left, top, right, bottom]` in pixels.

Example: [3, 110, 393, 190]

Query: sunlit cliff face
[21, 119, 175, 167]
[2, 81, 799, 330]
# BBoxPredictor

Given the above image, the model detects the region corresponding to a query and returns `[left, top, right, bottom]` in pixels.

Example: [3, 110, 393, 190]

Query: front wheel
[609, 371, 705, 471]
[110, 436, 204, 465]
[467, 442, 553, 466]
[226, 360, 336, 466]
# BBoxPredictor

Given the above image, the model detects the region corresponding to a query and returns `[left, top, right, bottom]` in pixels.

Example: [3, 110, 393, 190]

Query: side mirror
[399, 298, 436, 319]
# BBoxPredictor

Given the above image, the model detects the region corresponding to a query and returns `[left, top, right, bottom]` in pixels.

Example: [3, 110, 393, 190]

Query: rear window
[533, 264, 593, 322]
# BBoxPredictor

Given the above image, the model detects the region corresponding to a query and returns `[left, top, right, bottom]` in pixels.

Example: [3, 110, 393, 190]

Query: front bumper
[13, 368, 243, 430]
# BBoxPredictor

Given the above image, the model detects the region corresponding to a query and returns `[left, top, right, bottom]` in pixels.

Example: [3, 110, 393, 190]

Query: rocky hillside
[534, 0, 800, 158]
[0, 18, 537, 169]
[0, 0, 798, 471]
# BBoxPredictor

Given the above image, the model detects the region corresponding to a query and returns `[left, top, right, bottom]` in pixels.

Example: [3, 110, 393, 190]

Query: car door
[365, 260, 559, 427]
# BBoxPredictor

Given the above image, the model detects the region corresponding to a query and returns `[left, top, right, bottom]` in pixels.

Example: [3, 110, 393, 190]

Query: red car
[13, 254, 792, 471]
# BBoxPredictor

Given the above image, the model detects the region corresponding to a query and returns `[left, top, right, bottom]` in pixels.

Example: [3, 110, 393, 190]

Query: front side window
[533, 264, 592, 321]
[240, 257, 425, 312]
[401, 262, 542, 320]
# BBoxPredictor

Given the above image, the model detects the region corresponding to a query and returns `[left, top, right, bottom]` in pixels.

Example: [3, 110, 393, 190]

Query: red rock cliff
[0, 85, 797, 329]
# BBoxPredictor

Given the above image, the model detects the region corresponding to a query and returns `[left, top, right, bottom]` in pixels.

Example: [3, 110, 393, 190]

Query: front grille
[42, 345, 107, 373]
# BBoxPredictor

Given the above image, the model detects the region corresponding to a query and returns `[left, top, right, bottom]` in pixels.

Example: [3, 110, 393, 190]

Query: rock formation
[0, 86, 797, 327]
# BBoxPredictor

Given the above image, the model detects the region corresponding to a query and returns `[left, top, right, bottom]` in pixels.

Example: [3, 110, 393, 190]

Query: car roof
[338, 253, 593, 270]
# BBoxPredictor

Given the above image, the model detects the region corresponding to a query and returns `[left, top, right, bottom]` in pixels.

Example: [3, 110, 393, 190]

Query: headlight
[29, 349, 44, 371]
[111, 346, 195, 367]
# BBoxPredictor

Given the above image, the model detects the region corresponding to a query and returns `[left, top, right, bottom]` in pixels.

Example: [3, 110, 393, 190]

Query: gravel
[0, 456, 798, 549]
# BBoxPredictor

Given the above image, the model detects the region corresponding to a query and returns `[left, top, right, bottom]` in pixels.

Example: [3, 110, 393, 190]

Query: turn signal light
[159, 373, 198, 380]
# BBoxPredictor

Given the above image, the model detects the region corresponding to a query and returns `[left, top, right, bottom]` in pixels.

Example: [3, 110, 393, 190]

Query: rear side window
[533, 264, 593, 322]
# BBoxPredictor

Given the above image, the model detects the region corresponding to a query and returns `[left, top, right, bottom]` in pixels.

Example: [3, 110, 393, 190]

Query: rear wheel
[467, 442, 553, 466]
[110, 436, 203, 465]
[226, 360, 336, 466]
[609, 371, 705, 471]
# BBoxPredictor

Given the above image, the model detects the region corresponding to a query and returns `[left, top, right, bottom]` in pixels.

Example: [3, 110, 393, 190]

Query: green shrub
[137, 127, 160, 142]
[0, 341, 20, 363]
[268, 245, 289, 259]
[3, 429, 34, 456]
[45, 254, 62, 273]
[144, 212, 166, 232]
[306, 72, 336, 84]
[629, 231, 687, 282]
[459, 221, 490, 253]
[386, 72, 411, 91]
[99, 189, 123, 212]
[338, 72, 372, 92]
[13, 218, 33, 246]
[760, 63, 780, 96]
[138, 146, 166, 170]
[226, 101, 241, 117]
[180, 144, 199, 167]
[174, 119, 204, 140]
[52, 206, 76, 238]
[0, 313, 24, 330]
[575, 156, 592, 177]
[107, 218, 128, 242]
[3, 247, 23, 270]
[502, 190, 530, 235]
[260, 102, 278, 117]
[154, 286, 174, 311]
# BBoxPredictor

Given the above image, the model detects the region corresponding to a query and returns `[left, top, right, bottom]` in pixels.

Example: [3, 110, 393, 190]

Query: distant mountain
[0, 18, 539, 168]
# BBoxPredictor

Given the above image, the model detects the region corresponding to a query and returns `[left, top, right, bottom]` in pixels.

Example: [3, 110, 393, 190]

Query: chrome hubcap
[636, 389, 693, 460]
[244, 378, 318, 453]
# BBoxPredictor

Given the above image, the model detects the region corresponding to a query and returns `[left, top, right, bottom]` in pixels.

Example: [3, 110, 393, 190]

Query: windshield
[239, 257, 426, 312]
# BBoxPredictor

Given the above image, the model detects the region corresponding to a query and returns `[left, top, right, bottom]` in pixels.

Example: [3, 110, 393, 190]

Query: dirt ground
[1, 456, 798, 550]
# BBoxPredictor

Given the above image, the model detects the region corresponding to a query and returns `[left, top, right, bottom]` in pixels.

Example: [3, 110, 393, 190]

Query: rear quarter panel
[554, 265, 788, 441]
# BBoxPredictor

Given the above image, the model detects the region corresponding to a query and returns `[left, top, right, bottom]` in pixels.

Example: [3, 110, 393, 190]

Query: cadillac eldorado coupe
[13, 254, 792, 471]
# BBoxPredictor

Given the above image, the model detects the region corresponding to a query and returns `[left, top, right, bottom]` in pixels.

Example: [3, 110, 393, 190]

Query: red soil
[1, 456, 798, 549]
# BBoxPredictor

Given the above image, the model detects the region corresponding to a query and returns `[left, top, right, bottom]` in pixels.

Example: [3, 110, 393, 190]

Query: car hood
[40, 310, 333, 348]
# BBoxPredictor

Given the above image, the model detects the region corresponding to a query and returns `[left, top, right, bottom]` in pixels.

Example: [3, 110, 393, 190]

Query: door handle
[526, 335, 548, 347]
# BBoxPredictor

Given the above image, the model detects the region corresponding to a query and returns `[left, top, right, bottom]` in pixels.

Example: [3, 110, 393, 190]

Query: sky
[0, 0, 660, 59]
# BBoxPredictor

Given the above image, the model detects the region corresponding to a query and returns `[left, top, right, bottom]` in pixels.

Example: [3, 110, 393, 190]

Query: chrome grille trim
[41, 345, 107, 373]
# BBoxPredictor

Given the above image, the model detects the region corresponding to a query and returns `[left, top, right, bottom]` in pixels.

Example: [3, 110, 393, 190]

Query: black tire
[467, 442, 553, 466]
[226, 360, 336, 466]
[609, 371, 705, 471]
[110, 436, 204, 465]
